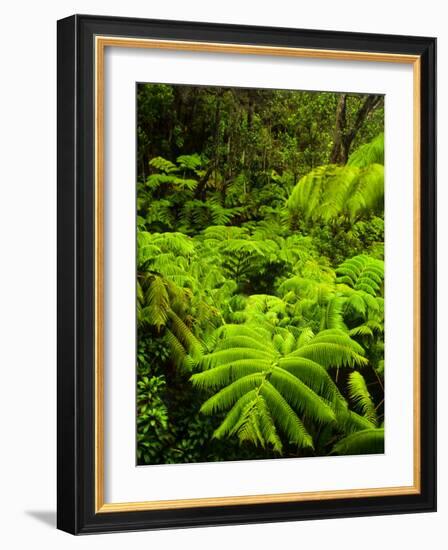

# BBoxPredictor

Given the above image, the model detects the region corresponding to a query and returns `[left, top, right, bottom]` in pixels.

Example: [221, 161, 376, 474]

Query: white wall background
[0, 0, 444, 547]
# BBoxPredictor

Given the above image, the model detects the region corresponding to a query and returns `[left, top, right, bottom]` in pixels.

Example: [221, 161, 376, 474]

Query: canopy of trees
[136, 84, 385, 465]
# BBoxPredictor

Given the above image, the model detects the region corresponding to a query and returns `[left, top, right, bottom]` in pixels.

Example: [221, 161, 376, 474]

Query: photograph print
[136, 84, 385, 466]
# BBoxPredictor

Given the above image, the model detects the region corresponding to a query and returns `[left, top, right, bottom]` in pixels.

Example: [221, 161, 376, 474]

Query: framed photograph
[57, 14, 436, 534]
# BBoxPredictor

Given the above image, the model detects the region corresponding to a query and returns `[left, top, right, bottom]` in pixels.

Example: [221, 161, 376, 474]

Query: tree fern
[138, 271, 204, 370]
[287, 134, 385, 225]
[191, 324, 366, 452]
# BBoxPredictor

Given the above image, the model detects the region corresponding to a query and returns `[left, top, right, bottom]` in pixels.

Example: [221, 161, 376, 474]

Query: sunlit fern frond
[176, 153, 202, 172]
[260, 382, 314, 449]
[343, 291, 367, 317]
[297, 327, 315, 347]
[199, 225, 249, 243]
[332, 428, 384, 455]
[149, 156, 178, 173]
[137, 232, 196, 271]
[150, 232, 196, 256]
[141, 275, 170, 330]
[164, 328, 189, 370]
[320, 296, 347, 331]
[287, 164, 358, 223]
[235, 394, 284, 452]
[349, 325, 374, 338]
[277, 277, 335, 305]
[336, 255, 384, 297]
[348, 133, 384, 168]
[344, 163, 384, 221]
[347, 371, 377, 425]
[289, 329, 368, 368]
[279, 356, 344, 408]
[167, 310, 203, 358]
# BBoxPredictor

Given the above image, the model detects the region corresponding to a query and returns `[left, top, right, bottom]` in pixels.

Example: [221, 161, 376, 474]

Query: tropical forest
[136, 84, 385, 465]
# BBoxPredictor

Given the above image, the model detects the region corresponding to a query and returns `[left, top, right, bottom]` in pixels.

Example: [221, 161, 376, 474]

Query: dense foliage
[136, 84, 385, 464]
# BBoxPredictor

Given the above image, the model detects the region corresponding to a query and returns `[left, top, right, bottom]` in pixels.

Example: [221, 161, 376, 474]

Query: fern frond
[190, 360, 268, 390]
[164, 328, 188, 369]
[333, 428, 384, 455]
[291, 330, 367, 368]
[167, 310, 202, 358]
[336, 255, 384, 297]
[345, 292, 367, 317]
[349, 325, 374, 338]
[149, 156, 178, 173]
[201, 348, 274, 370]
[200, 373, 265, 414]
[270, 369, 336, 424]
[176, 153, 202, 171]
[212, 390, 258, 439]
[337, 409, 376, 435]
[347, 371, 377, 425]
[297, 327, 315, 347]
[230, 394, 283, 453]
[321, 297, 346, 331]
[261, 382, 314, 448]
[348, 133, 384, 167]
[143, 276, 169, 330]
[279, 357, 345, 406]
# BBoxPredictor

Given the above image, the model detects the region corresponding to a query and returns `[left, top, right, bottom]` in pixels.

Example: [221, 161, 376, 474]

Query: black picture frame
[57, 14, 436, 534]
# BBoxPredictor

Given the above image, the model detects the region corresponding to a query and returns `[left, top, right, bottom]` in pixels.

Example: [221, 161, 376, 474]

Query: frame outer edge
[57, 14, 79, 535]
[432, 38, 437, 512]
[57, 14, 437, 534]
[421, 37, 437, 511]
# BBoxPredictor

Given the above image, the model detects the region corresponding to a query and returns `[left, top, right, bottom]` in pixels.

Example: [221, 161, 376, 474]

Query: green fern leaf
[332, 428, 384, 455]
[347, 371, 378, 424]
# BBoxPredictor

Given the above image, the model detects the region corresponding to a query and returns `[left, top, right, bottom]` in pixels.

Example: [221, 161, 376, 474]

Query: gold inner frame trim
[94, 35, 421, 513]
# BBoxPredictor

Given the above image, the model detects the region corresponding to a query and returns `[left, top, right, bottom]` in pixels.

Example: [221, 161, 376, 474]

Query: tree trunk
[330, 94, 382, 164]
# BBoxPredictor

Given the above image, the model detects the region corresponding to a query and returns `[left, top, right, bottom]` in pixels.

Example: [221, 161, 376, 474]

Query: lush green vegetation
[136, 84, 385, 465]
